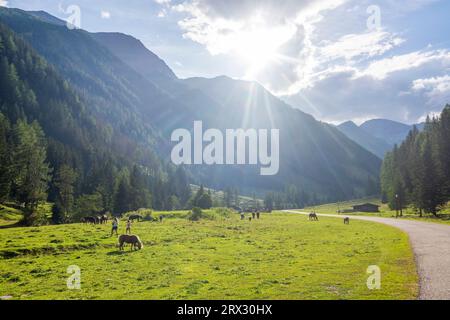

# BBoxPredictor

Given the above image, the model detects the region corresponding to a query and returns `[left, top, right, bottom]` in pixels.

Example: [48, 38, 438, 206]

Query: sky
[2, 0, 450, 124]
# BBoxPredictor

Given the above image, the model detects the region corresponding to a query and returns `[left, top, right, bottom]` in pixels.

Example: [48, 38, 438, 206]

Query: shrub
[213, 207, 234, 218]
[188, 207, 203, 221]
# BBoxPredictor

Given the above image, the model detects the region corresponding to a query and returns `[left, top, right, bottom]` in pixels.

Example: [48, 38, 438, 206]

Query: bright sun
[236, 30, 279, 76]
[231, 16, 295, 79]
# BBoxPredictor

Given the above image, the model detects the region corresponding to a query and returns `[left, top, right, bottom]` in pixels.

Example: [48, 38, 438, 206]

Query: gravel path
[283, 210, 450, 300]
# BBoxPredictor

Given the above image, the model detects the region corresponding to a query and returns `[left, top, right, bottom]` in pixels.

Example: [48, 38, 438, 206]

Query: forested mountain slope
[0, 20, 191, 224]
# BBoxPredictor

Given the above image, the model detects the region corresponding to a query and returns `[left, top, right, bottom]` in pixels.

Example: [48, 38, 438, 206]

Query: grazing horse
[100, 215, 109, 224]
[128, 214, 143, 222]
[309, 212, 319, 221]
[118, 235, 144, 251]
[82, 216, 97, 224]
[344, 217, 350, 225]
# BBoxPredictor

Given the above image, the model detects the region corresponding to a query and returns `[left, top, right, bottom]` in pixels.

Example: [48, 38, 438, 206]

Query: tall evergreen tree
[224, 187, 233, 208]
[53, 165, 77, 223]
[12, 120, 51, 225]
[418, 134, 442, 215]
[437, 105, 450, 198]
[114, 177, 132, 216]
[264, 193, 274, 211]
[0, 112, 12, 202]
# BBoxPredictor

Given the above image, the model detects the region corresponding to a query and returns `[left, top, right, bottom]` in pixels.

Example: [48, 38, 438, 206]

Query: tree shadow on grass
[0, 222, 21, 230]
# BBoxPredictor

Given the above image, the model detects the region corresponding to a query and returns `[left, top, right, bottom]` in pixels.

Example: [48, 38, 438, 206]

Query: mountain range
[360, 119, 425, 146]
[337, 119, 425, 158]
[0, 7, 382, 202]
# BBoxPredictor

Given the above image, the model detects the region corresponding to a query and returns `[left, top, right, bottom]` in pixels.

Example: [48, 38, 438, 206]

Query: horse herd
[81, 214, 145, 225]
[309, 212, 351, 224]
[81, 214, 109, 225]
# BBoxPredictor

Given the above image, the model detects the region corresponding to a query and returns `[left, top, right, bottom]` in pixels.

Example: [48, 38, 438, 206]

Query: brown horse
[128, 214, 143, 222]
[82, 216, 97, 224]
[118, 235, 144, 251]
[344, 217, 350, 225]
[309, 212, 319, 221]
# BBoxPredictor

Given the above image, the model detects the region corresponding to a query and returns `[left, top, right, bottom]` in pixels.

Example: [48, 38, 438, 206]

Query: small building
[352, 203, 380, 213]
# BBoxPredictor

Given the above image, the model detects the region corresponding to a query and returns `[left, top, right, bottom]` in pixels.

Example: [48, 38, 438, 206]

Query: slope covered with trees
[381, 105, 450, 215]
[0, 22, 191, 225]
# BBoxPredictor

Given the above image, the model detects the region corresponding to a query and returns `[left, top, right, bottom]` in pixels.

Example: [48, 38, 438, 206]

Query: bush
[186, 207, 233, 221]
[188, 207, 203, 221]
[213, 207, 234, 218]
[123, 208, 152, 220]
[21, 210, 49, 226]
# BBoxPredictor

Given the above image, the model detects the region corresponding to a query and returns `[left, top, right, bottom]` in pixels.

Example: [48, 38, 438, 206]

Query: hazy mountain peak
[338, 121, 358, 129]
[91, 32, 177, 84]
[361, 119, 411, 131]
[26, 10, 67, 26]
[7, 9, 178, 87]
[360, 118, 417, 146]
[337, 120, 391, 159]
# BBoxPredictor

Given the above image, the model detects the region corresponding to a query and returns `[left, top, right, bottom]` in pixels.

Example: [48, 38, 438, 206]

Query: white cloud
[282, 52, 450, 124]
[173, 0, 348, 56]
[172, 0, 356, 91]
[101, 11, 111, 19]
[0, 0, 8, 7]
[278, 30, 405, 94]
[357, 49, 450, 80]
[319, 31, 404, 61]
[155, 0, 172, 18]
[412, 75, 450, 107]
[413, 75, 450, 92]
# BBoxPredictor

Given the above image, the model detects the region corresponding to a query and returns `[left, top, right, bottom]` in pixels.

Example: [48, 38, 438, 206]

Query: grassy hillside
[0, 203, 52, 227]
[306, 198, 450, 225]
[0, 204, 23, 227]
[0, 211, 417, 300]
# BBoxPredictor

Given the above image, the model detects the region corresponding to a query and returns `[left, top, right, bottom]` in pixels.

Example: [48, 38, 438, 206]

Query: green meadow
[0, 210, 417, 300]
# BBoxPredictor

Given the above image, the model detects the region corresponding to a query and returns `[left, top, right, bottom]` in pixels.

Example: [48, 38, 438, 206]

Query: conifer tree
[12, 120, 51, 225]
[53, 165, 77, 223]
